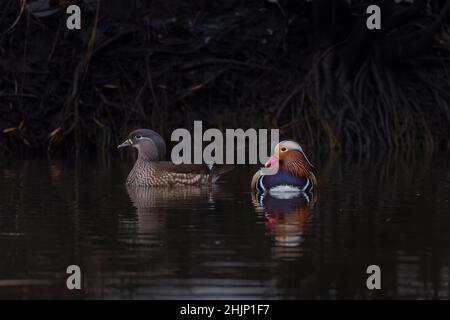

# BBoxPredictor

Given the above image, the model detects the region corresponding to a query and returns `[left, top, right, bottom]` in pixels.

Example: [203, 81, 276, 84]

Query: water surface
[0, 152, 449, 299]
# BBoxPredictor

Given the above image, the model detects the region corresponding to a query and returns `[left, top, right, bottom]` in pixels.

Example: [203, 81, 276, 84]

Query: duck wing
[154, 162, 233, 183]
[251, 170, 262, 190]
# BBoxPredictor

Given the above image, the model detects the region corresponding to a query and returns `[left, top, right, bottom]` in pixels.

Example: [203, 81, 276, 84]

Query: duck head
[117, 129, 166, 161]
[264, 140, 315, 177]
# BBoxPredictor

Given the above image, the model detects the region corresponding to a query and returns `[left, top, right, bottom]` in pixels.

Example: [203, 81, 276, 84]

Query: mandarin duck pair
[118, 129, 317, 193]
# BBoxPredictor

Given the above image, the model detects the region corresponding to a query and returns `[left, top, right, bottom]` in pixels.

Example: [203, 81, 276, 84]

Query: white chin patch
[269, 185, 302, 198]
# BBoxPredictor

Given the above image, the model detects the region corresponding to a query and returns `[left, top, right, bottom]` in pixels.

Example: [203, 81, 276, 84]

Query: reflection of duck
[126, 185, 216, 209]
[126, 185, 218, 238]
[253, 191, 313, 258]
[251, 140, 317, 193]
[117, 129, 232, 187]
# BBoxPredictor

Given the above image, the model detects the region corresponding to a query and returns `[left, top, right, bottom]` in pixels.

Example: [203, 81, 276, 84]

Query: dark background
[1, 1, 450, 301]
[1, 0, 449, 157]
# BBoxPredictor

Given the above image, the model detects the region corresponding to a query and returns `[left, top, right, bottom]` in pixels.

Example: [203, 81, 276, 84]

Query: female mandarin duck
[251, 140, 317, 193]
[118, 129, 231, 187]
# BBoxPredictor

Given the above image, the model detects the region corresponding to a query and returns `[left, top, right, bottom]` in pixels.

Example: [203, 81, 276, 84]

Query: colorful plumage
[118, 129, 231, 187]
[251, 140, 317, 193]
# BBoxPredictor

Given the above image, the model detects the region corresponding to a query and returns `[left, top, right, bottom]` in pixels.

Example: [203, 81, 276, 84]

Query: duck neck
[137, 147, 158, 162]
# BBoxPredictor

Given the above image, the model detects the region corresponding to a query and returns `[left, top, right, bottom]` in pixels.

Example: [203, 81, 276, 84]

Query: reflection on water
[126, 185, 216, 209]
[0, 152, 449, 299]
[253, 191, 313, 259]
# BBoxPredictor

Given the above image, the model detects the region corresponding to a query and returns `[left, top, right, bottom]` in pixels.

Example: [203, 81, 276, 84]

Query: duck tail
[208, 164, 234, 183]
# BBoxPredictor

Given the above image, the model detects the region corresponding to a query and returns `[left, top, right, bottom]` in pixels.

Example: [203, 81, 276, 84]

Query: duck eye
[135, 135, 142, 139]
[281, 147, 288, 152]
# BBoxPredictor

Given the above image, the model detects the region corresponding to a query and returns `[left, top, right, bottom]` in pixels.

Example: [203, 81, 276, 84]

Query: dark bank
[1, 0, 449, 156]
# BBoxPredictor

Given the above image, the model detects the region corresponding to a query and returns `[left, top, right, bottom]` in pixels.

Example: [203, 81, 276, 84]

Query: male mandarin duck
[251, 140, 317, 193]
[118, 129, 231, 187]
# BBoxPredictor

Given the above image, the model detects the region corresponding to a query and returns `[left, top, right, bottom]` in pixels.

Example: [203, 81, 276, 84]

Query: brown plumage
[282, 148, 317, 186]
[118, 129, 232, 187]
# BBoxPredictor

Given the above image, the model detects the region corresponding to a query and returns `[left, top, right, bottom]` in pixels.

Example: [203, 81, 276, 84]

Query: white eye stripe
[279, 140, 303, 152]
[134, 136, 154, 141]
[134, 135, 154, 140]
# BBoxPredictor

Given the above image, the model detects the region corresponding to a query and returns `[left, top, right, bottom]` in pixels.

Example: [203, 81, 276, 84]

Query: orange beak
[264, 155, 278, 168]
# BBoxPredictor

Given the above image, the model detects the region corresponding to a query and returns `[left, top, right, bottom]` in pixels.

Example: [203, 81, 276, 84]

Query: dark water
[0, 152, 449, 299]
